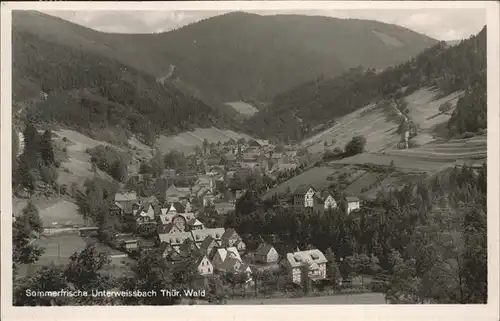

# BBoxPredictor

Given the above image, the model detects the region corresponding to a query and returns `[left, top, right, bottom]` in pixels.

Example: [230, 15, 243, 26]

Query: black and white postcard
[1, 1, 499, 321]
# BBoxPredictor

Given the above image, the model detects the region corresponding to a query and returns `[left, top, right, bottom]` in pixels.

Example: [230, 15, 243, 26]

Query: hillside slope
[13, 27, 236, 146]
[13, 10, 437, 104]
[249, 27, 486, 143]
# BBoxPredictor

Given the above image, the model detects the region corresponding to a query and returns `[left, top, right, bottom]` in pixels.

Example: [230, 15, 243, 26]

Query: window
[208, 267, 211, 273]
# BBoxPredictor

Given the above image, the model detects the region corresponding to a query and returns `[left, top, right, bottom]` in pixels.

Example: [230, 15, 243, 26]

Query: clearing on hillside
[302, 87, 464, 154]
[263, 166, 338, 199]
[156, 127, 254, 155]
[225, 101, 259, 117]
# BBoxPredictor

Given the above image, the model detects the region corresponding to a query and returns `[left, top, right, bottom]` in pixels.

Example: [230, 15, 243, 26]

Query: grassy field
[329, 153, 449, 172]
[406, 88, 463, 131]
[302, 87, 464, 155]
[157, 127, 253, 155]
[225, 101, 259, 117]
[383, 136, 487, 163]
[264, 166, 339, 198]
[227, 292, 386, 305]
[303, 102, 401, 154]
[53, 129, 118, 187]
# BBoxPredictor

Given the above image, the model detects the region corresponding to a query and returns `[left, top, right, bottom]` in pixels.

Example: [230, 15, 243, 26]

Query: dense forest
[13, 30, 237, 146]
[248, 27, 486, 143]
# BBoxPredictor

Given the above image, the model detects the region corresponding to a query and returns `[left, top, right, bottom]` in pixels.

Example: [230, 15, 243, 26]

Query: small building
[195, 255, 214, 276]
[283, 249, 327, 284]
[121, 239, 138, 252]
[293, 185, 317, 208]
[346, 196, 361, 214]
[133, 203, 159, 224]
[187, 218, 205, 231]
[221, 228, 246, 253]
[254, 243, 279, 264]
[198, 235, 220, 259]
[212, 247, 242, 272]
[322, 192, 337, 210]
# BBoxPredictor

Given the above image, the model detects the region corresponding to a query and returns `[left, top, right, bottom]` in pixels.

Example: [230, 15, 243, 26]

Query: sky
[44, 8, 485, 41]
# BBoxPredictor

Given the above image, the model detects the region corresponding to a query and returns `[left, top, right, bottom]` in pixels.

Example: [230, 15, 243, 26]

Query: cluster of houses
[291, 185, 361, 215]
[201, 139, 301, 177]
[113, 188, 336, 286]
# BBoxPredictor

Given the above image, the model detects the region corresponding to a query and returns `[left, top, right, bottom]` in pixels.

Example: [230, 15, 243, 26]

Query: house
[139, 195, 159, 206]
[179, 239, 199, 258]
[254, 243, 279, 264]
[249, 139, 269, 148]
[121, 239, 138, 252]
[212, 247, 243, 271]
[164, 184, 191, 203]
[198, 235, 219, 259]
[201, 190, 216, 207]
[221, 228, 246, 253]
[191, 228, 225, 246]
[322, 192, 337, 210]
[293, 185, 317, 208]
[158, 231, 194, 251]
[113, 192, 139, 215]
[115, 191, 138, 203]
[346, 196, 361, 214]
[195, 255, 214, 276]
[159, 241, 178, 258]
[133, 203, 159, 224]
[195, 175, 216, 194]
[158, 206, 196, 232]
[283, 249, 327, 284]
[187, 218, 205, 231]
[214, 202, 235, 215]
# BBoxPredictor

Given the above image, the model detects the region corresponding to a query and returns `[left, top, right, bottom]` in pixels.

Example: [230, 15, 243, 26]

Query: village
[104, 138, 363, 294]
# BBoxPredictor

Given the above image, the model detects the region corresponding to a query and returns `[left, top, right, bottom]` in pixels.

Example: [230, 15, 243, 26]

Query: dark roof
[346, 196, 360, 202]
[255, 243, 274, 256]
[221, 228, 237, 240]
[293, 185, 315, 195]
[199, 235, 216, 250]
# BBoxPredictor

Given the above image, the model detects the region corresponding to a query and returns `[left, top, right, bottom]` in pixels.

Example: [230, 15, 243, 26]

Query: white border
[1, 2, 499, 321]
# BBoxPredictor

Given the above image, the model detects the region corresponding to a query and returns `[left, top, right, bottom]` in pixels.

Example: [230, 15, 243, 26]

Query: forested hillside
[13, 11, 437, 104]
[13, 30, 236, 145]
[248, 27, 486, 143]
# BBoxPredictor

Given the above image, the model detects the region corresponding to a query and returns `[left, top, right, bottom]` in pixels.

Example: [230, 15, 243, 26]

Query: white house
[293, 185, 317, 208]
[346, 196, 361, 214]
[283, 249, 327, 284]
[195, 255, 214, 276]
[254, 243, 279, 264]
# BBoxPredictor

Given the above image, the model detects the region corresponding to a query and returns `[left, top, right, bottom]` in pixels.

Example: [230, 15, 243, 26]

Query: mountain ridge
[14, 10, 438, 104]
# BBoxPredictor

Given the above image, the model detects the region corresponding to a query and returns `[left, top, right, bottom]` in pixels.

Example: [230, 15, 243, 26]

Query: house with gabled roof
[212, 247, 242, 271]
[321, 191, 337, 210]
[254, 243, 279, 264]
[191, 228, 225, 246]
[221, 228, 246, 253]
[158, 231, 194, 251]
[346, 196, 361, 214]
[293, 185, 317, 208]
[187, 218, 205, 231]
[164, 184, 191, 203]
[194, 255, 214, 276]
[283, 249, 327, 284]
[198, 235, 219, 259]
[115, 191, 138, 203]
[133, 203, 160, 224]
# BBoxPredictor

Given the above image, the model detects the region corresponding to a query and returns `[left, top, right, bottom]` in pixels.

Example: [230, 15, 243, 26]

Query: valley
[11, 10, 487, 307]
